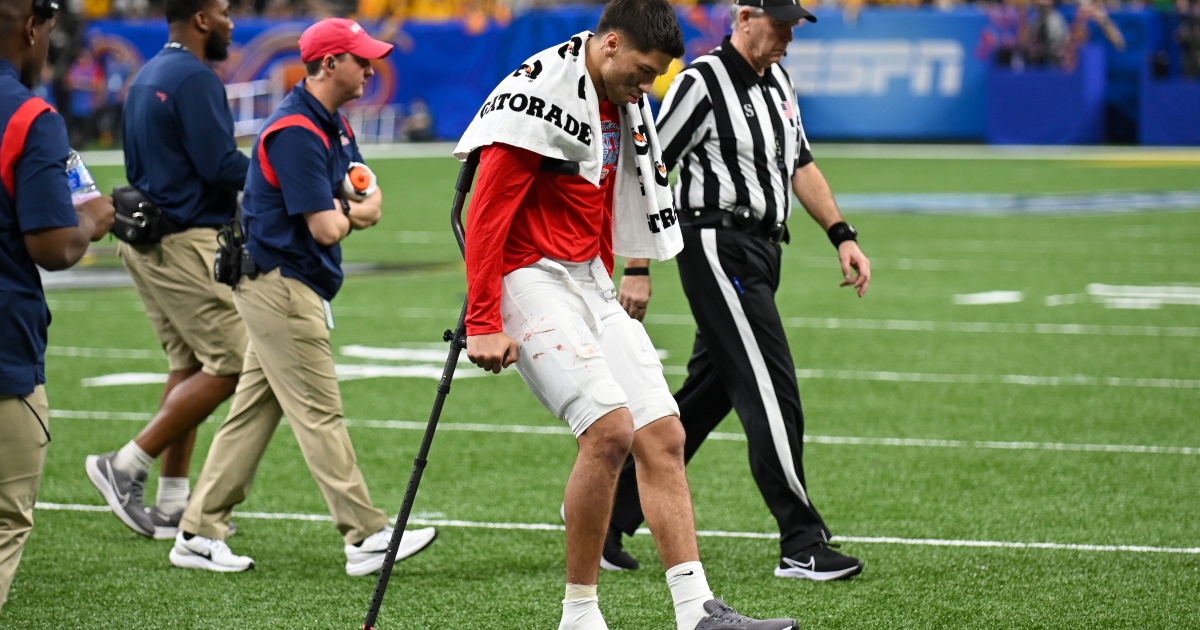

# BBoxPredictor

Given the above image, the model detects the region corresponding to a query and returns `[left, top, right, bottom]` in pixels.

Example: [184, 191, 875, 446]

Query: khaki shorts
[501, 258, 679, 437]
[120, 228, 247, 376]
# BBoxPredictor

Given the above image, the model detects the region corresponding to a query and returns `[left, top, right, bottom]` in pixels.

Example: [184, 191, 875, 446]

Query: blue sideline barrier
[1139, 73, 1200, 146]
[82, 6, 1181, 143]
[986, 47, 1107, 145]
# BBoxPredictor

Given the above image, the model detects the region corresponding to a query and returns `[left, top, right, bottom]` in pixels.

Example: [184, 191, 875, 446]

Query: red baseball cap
[299, 18, 394, 63]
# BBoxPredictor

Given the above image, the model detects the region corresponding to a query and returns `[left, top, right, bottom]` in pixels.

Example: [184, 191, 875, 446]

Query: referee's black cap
[736, 0, 817, 23]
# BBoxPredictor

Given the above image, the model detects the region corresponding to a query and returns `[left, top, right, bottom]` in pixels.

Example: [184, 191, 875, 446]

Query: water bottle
[66, 150, 101, 204]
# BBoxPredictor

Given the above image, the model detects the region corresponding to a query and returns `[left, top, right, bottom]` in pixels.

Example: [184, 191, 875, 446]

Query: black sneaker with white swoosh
[775, 541, 863, 581]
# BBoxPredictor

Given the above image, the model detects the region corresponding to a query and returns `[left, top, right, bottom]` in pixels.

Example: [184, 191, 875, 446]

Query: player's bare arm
[618, 257, 651, 321]
[792, 162, 871, 297]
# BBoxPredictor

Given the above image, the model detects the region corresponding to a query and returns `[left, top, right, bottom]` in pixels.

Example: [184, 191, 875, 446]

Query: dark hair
[164, 0, 216, 23]
[304, 53, 347, 76]
[596, 0, 685, 59]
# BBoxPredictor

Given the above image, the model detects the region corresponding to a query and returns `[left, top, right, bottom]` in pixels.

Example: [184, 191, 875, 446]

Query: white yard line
[789, 368, 1200, 390]
[330, 308, 1200, 338]
[32, 502, 1200, 554]
[46, 346, 155, 359]
[50, 410, 1200, 455]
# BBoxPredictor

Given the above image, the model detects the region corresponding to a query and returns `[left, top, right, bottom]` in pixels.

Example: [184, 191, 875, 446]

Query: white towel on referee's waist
[453, 31, 682, 262]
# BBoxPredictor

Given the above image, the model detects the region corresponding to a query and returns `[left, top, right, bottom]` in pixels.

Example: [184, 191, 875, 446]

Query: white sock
[558, 584, 607, 630]
[112, 441, 153, 476]
[666, 561, 714, 630]
[156, 477, 189, 513]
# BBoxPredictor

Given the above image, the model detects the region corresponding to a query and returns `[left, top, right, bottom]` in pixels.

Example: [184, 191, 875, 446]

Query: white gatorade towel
[454, 31, 683, 262]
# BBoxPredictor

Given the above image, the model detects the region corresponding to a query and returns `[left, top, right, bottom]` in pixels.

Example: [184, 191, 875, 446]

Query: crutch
[362, 149, 578, 630]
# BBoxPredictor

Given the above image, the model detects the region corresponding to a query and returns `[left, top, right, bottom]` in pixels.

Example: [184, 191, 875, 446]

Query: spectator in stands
[402, 97, 433, 140]
[1021, 0, 1071, 67]
[65, 47, 102, 146]
[97, 48, 133, 147]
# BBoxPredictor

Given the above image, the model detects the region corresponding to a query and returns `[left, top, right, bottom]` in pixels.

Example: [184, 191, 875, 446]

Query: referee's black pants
[611, 224, 831, 558]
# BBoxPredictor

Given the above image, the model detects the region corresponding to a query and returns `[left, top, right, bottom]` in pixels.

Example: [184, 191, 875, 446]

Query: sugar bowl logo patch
[601, 118, 620, 178]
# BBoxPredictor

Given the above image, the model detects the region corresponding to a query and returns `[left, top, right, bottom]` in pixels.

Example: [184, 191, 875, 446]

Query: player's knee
[634, 415, 686, 466]
[580, 409, 635, 467]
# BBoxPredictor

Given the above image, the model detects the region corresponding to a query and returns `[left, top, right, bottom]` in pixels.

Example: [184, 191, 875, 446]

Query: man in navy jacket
[0, 0, 114, 608]
[85, 0, 250, 541]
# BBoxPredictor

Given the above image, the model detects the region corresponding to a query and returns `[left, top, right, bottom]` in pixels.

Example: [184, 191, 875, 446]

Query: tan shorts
[501, 258, 679, 438]
[120, 228, 247, 376]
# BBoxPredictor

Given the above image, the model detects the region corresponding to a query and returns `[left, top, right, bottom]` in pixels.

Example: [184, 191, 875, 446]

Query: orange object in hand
[348, 165, 372, 193]
[342, 161, 377, 200]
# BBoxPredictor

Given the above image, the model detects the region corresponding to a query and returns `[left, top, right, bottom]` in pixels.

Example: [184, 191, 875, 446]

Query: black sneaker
[599, 526, 639, 571]
[775, 542, 863, 581]
[693, 599, 797, 630]
[149, 504, 237, 540]
[85, 452, 154, 537]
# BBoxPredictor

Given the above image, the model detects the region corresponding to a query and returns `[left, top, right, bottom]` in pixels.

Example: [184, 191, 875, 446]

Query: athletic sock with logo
[666, 561, 713, 630]
[112, 441, 153, 476]
[558, 584, 607, 630]
[156, 477, 189, 513]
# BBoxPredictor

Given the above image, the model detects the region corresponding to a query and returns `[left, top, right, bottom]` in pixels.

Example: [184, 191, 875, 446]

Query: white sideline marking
[82, 373, 167, 387]
[1088, 284, 1200, 310]
[47, 346, 155, 359]
[341, 344, 669, 364]
[49, 410, 1200, 455]
[74, 365, 1200, 390]
[334, 309, 1198, 338]
[953, 291, 1024, 306]
[789, 368, 1200, 390]
[32, 502, 1200, 554]
[771, 317, 1200, 337]
[80, 363, 497, 386]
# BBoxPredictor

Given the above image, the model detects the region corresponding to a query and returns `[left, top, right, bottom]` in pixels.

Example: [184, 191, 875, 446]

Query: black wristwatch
[339, 197, 351, 217]
[827, 221, 857, 249]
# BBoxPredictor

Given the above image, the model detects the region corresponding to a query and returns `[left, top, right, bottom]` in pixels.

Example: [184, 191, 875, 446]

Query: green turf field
[3, 149, 1198, 628]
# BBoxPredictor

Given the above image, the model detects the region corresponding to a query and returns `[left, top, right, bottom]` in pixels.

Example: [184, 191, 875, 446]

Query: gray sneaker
[85, 452, 154, 537]
[149, 504, 237, 540]
[693, 599, 797, 630]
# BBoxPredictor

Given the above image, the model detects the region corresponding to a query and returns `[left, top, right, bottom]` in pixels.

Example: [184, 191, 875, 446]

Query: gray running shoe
[85, 452, 154, 537]
[149, 504, 237, 540]
[693, 599, 797, 630]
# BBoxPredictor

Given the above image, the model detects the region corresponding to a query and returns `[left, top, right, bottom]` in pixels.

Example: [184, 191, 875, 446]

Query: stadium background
[7, 0, 1199, 628]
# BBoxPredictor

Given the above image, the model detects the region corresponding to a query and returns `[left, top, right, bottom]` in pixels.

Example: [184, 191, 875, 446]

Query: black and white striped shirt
[656, 36, 813, 226]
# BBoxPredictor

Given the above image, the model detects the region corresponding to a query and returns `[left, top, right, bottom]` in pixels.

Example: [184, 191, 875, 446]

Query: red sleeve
[465, 143, 541, 336]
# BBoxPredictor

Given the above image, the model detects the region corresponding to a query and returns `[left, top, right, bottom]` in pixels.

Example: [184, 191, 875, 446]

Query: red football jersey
[464, 100, 621, 336]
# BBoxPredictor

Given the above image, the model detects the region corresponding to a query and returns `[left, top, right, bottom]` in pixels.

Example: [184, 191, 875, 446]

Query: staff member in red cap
[168, 18, 437, 576]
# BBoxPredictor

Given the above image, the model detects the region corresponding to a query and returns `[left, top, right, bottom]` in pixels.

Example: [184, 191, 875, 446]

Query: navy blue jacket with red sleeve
[0, 60, 79, 396]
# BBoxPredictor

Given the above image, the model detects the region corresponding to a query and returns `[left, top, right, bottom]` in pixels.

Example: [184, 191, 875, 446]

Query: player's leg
[608, 329, 734, 567]
[500, 262, 634, 630]
[565, 409, 635, 586]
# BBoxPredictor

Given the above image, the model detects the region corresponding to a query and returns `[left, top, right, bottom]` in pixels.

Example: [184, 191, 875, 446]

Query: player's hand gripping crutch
[362, 149, 579, 630]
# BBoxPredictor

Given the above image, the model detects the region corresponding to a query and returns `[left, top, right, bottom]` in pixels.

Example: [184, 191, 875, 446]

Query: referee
[609, 0, 871, 581]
